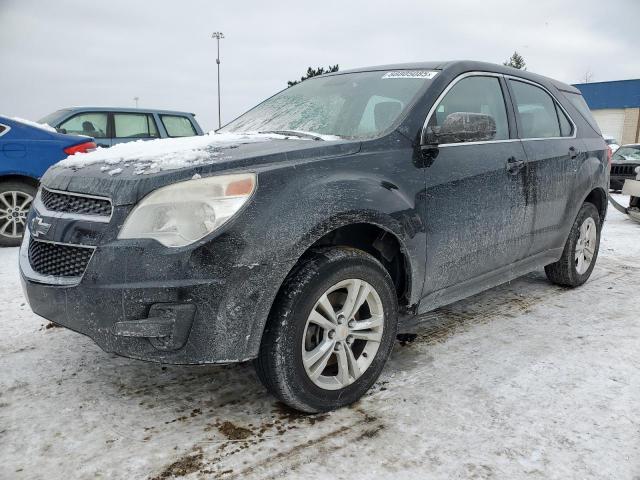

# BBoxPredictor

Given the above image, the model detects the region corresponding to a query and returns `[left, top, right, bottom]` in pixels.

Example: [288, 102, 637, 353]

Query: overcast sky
[1, 0, 638, 131]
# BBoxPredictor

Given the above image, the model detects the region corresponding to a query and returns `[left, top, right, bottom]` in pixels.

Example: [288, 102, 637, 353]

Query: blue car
[0, 116, 96, 246]
[39, 107, 204, 148]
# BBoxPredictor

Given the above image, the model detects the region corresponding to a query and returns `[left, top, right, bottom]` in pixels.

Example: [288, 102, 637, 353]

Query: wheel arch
[583, 186, 607, 224]
[250, 214, 418, 360]
[0, 174, 39, 189]
[277, 206, 423, 304]
[304, 221, 413, 308]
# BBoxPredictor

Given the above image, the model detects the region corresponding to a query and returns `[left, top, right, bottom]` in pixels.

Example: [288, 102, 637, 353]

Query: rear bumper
[19, 231, 289, 364]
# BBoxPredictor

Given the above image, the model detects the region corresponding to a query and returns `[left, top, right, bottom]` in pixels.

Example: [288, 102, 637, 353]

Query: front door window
[59, 113, 108, 138]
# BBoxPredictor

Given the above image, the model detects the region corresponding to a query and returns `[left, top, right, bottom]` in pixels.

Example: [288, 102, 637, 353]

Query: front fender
[254, 158, 426, 297]
[213, 148, 426, 359]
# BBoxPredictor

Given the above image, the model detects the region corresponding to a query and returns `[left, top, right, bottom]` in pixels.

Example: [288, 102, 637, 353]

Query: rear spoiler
[552, 81, 581, 95]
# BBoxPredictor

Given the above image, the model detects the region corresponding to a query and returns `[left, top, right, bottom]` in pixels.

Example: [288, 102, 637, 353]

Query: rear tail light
[64, 141, 97, 156]
[607, 146, 612, 168]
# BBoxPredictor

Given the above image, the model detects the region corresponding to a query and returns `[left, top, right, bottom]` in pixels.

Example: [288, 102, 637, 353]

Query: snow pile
[12, 117, 57, 133]
[55, 131, 330, 175]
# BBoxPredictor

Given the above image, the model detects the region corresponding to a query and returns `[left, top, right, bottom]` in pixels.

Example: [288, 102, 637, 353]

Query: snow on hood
[12, 117, 57, 133]
[55, 131, 339, 176]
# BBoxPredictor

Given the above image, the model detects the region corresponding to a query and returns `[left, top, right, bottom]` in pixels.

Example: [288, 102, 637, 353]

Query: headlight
[118, 173, 256, 247]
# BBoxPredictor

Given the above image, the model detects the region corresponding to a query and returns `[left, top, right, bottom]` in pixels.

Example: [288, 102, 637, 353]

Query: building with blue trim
[573, 79, 640, 145]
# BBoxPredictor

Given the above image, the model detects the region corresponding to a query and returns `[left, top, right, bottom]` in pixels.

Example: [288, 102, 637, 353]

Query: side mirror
[56, 127, 67, 134]
[425, 112, 497, 145]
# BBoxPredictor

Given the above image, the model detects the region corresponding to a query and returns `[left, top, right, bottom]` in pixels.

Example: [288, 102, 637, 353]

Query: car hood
[611, 161, 640, 167]
[41, 135, 361, 205]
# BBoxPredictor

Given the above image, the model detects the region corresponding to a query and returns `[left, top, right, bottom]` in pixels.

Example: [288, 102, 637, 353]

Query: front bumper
[609, 175, 635, 190]
[610, 176, 629, 190]
[19, 220, 289, 364]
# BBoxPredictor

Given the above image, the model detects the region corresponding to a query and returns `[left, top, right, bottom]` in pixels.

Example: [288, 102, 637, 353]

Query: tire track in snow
[148, 266, 629, 479]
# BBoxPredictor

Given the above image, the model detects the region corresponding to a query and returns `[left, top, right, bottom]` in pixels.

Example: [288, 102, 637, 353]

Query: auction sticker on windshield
[382, 70, 439, 79]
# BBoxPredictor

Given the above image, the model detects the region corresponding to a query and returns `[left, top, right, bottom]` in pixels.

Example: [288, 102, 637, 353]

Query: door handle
[506, 156, 525, 174]
[569, 146, 581, 159]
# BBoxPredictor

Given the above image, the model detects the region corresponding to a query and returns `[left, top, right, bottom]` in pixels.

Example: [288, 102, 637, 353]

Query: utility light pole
[212, 31, 225, 129]
[133, 96, 139, 108]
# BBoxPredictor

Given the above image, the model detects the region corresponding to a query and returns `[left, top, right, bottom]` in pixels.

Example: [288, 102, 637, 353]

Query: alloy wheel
[0, 190, 33, 239]
[302, 279, 384, 390]
[575, 216, 597, 274]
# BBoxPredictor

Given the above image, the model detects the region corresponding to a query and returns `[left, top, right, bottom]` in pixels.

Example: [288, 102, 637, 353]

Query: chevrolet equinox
[20, 61, 608, 412]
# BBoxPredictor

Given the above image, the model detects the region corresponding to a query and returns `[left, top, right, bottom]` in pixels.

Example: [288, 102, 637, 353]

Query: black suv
[20, 61, 608, 412]
[609, 144, 640, 190]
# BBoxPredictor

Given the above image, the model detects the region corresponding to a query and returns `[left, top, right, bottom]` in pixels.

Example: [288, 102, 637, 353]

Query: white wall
[593, 109, 625, 142]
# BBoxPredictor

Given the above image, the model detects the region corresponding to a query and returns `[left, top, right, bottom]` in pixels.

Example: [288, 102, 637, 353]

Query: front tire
[545, 202, 601, 287]
[255, 247, 398, 413]
[0, 181, 37, 247]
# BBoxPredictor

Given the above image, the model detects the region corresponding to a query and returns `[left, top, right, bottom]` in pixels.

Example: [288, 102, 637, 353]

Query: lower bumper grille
[28, 239, 94, 278]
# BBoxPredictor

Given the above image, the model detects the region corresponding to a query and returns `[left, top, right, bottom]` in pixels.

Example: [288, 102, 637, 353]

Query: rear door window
[427, 75, 510, 142]
[161, 115, 197, 137]
[59, 112, 108, 138]
[509, 80, 570, 138]
[114, 113, 159, 139]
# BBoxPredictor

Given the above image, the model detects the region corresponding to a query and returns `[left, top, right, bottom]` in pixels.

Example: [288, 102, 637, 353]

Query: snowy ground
[1, 196, 639, 479]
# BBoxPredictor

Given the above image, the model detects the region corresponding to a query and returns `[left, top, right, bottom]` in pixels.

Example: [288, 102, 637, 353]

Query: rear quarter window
[563, 91, 601, 135]
[161, 115, 197, 137]
[0, 124, 7, 137]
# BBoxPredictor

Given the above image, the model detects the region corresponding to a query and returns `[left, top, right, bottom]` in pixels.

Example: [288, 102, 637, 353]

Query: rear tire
[255, 247, 398, 413]
[545, 202, 601, 287]
[0, 181, 37, 247]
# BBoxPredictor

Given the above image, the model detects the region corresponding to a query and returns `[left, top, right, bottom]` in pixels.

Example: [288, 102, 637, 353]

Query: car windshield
[613, 146, 640, 162]
[38, 109, 71, 126]
[221, 70, 437, 139]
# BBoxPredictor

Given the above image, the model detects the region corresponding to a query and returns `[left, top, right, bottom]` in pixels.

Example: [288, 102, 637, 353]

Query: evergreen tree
[288, 65, 339, 87]
[503, 52, 526, 70]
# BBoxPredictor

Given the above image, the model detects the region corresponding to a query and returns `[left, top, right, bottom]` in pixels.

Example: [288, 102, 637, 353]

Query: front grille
[41, 188, 112, 217]
[28, 239, 93, 277]
[611, 164, 638, 177]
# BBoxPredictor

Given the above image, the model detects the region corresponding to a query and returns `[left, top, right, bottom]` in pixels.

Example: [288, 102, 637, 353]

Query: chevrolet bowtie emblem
[30, 216, 51, 238]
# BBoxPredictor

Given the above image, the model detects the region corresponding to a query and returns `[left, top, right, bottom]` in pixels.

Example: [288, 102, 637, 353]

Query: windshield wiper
[259, 130, 325, 141]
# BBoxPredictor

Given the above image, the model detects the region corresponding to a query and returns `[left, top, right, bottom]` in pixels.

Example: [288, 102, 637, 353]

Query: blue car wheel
[0, 180, 36, 247]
